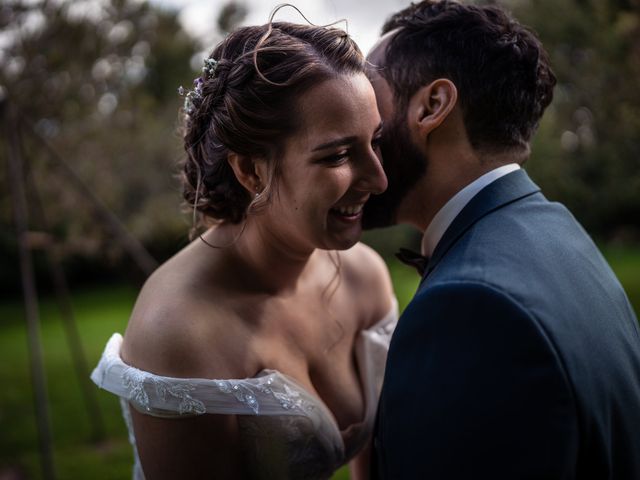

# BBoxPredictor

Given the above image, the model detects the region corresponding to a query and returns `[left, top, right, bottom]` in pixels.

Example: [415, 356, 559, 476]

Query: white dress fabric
[91, 299, 398, 480]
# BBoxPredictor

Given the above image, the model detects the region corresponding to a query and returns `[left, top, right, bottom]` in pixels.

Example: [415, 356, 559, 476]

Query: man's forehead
[367, 28, 402, 66]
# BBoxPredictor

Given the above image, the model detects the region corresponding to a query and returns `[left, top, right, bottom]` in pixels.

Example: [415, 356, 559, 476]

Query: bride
[92, 15, 397, 480]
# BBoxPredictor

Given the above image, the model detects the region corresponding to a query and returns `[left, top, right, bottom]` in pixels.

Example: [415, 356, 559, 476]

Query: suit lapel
[423, 169, 541, 280]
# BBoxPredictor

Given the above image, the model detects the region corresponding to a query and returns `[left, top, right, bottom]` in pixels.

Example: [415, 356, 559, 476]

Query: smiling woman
[260, 73, 386, 251]
[91, 11, 396, 480]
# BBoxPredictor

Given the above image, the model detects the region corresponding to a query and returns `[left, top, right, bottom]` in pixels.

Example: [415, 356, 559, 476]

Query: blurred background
[1, 0, 638, 478]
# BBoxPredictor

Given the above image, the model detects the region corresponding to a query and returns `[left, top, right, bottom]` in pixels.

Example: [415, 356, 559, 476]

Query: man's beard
[362, 113, 428, 229]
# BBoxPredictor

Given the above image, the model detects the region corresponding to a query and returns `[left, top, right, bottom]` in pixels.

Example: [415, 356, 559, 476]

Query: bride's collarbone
[180, 298, 366, 432]
[185, 283, 365, 394]
[217, 283, 353, 329]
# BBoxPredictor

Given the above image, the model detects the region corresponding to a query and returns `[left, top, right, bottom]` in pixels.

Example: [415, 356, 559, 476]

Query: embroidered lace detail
[213, 374, 315, 415]
[119, 364, 315, 416]
[122, 367, 206, 415]
[119, 398, 145, 480]
[264, 381, 314, 413]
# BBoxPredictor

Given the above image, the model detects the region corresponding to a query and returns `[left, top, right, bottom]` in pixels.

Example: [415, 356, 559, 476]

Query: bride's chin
[322, 233, 362, 252]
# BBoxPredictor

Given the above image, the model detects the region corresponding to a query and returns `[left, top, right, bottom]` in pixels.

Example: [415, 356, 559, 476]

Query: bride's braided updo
[181, 21, 365, 228]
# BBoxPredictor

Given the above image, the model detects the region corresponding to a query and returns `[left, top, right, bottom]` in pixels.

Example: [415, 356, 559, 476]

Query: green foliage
[217, 2, 249, 34]
[601, 245, 640, 310]
[0, 285, 136, 479]
[362, 224, 423, 261]
[0, 0, 200, 294]
[503, 0, 640, 240]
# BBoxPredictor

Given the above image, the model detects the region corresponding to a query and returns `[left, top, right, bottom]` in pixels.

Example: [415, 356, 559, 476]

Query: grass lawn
[1, 249, 638, 479]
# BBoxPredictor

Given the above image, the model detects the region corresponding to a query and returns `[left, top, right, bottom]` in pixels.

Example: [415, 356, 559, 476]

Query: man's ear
[408, 78, 458, 139]
[227, 152, 268, 194]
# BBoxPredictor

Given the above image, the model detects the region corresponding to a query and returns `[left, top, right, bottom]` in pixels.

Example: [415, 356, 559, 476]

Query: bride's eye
[371, 135, 383, 151]
[322, 151, 349, 166]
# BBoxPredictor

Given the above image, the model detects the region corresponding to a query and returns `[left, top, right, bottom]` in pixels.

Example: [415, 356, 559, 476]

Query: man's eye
[371, 136, 383, 150]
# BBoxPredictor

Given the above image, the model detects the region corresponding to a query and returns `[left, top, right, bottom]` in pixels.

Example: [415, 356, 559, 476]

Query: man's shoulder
[408, 279, 532, 323]
[428, 192, 606, 290]
[411, 221, 640, 400]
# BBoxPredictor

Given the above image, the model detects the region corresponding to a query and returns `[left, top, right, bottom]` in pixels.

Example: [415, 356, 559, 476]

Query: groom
[363, 1, 640, 478]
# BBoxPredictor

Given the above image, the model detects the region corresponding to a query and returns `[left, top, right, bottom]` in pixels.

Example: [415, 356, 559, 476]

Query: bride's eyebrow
[311, 122, 384, 152]
[311, 136, 357, 152]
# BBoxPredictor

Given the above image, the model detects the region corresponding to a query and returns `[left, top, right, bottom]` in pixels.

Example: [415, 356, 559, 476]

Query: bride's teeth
[336, 204, 362, 216]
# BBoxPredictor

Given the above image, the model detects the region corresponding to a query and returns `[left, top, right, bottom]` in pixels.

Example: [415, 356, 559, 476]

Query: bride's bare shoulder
[120, 252, 248, 380]
[339, 242, 395, 326]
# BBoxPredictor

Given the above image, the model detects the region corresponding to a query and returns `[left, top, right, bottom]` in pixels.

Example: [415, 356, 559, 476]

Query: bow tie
[395, 247, 428, 276]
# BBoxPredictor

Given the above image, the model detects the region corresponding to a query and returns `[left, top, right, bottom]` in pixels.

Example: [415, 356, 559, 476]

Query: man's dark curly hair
[379, 0, 556, 153]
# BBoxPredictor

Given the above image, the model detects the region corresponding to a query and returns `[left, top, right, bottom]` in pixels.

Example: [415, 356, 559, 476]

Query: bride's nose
[354, 149, 388, 195]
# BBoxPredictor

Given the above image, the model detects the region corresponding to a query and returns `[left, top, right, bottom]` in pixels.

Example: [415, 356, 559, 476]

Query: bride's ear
[227, 152, 268, 194]
[408, 78, 458, 140]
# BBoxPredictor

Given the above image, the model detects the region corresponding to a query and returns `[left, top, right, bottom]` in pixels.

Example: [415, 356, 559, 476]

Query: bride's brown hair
[181, 19, 365, 231]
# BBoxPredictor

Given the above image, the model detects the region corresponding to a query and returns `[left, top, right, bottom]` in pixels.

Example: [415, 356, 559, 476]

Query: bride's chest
[264, 333, 366, 428]
[253, 309, 365, 427]
[235, 407, 350, 480]
[233, 366, 372, 478]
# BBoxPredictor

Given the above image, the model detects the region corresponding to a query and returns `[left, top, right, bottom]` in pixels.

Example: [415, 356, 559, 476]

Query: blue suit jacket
[374, 169, 640, 479]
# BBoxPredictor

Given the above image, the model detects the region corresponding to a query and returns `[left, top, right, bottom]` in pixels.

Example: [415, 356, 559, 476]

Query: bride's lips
[329, 203, 365, 223]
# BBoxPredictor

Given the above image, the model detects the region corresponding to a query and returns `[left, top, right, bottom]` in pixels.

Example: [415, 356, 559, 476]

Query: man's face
[362, 33, 428, 229]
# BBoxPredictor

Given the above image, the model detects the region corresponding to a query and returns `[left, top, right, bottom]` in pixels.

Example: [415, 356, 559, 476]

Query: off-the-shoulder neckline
[104, 297, 397, 448]
[113, 297, 397, 383]
[106, 343, 365, 450]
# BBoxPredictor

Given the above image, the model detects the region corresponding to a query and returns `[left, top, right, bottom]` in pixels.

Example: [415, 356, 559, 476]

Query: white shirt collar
[421, 163, 521, 257]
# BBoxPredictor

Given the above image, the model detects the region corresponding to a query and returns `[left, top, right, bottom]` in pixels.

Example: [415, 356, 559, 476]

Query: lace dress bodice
[91, 299, 398, 480]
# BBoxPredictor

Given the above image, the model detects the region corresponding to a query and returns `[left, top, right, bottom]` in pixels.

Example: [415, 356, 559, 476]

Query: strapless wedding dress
[91, 300, 397, 479]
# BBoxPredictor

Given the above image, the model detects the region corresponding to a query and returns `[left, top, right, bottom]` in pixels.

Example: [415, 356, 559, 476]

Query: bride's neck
[205, 219, 316, 295]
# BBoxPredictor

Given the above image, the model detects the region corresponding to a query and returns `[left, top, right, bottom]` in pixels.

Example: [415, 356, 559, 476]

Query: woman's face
[262, 73, 387, 252]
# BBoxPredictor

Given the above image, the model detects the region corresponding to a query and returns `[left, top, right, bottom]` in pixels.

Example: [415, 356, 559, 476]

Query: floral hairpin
[178, 57, 219, 116]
